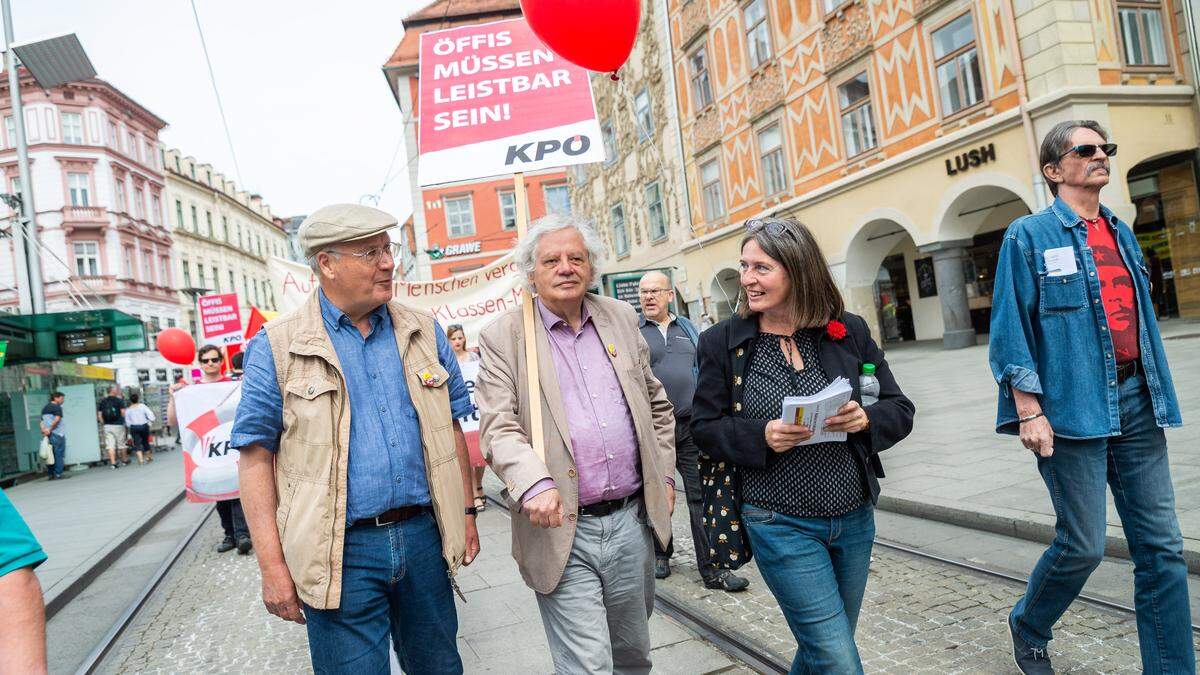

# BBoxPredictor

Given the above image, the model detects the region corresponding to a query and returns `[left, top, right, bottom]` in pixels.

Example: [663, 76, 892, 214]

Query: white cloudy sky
[8, 0, 430, 220]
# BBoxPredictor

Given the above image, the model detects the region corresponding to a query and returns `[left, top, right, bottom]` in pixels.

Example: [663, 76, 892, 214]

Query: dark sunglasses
[1058, 143, 1117, 161]
[199, 357, 222, 364]
[745, 218, 795, 238]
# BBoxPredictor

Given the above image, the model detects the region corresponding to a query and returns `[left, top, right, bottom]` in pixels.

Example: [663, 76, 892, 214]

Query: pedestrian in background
[170, 344, 251, 555]
[41, 392, 67, 481]
[990, 120, 1191, 675]
[477, 214, 677, 674]
[233, 204, 479, 674]
[447, 323, 486, 512]
[125, 393, 156, 465]
[0, 488, 48, 674]
[97, 385, 128, 469]
[637, 270, 749, 592]
[692, 218, 914, 674]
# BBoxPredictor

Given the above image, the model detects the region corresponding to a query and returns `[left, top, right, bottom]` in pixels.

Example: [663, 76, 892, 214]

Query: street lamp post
[178, 286, 211, 348]
[2, 0, 43, 313]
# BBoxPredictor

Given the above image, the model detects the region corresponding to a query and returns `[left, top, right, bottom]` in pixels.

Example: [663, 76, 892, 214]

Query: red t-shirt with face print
[1085, 216, 1139, 363]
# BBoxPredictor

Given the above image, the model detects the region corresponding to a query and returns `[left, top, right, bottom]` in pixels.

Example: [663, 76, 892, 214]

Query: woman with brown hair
[692, 217, 915, 674]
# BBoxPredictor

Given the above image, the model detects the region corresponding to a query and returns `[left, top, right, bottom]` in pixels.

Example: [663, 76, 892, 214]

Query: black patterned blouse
[740, 329, 868, 517]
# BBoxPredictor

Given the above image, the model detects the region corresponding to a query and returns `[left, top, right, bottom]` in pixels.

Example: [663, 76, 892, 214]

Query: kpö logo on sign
[505, 134, 593, 166]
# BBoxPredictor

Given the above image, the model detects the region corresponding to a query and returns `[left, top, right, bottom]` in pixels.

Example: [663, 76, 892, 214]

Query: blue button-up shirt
[230, 291, 474, 521]
[988, 197, 1181, 439]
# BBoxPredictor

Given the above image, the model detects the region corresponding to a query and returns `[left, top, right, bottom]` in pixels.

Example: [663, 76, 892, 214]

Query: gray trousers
[536, 498, 655, 675]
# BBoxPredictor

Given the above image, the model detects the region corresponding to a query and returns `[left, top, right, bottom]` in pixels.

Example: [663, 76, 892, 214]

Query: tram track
[74, 492, 1197, 674]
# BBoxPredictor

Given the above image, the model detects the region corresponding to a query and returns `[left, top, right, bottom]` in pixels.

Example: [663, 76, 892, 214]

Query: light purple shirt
[521, 298, 666, 507]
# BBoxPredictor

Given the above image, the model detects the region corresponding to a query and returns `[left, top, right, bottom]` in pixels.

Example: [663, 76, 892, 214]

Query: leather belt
[578, 490, 642, 518]
[352, 504, 429, 527]
[1116, 360, 1139, 383]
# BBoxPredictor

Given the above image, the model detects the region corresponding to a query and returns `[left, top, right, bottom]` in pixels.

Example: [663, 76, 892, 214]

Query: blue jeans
[1011, 375, 1193, 674]
[47, 435, 65, 478]
[303, 511, 461, 675]
[743, 503, 874, 675]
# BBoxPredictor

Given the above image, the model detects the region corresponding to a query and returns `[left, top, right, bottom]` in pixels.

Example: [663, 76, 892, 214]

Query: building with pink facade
[0, 70, 180, 386]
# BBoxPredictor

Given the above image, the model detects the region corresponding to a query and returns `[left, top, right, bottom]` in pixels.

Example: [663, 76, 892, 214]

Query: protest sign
[457, 359, 481, 459]
[268, 255, 524, 341]
[198, 293, 245, 346]
[417, 18, 605, 186]
[175, 381, 242, 503]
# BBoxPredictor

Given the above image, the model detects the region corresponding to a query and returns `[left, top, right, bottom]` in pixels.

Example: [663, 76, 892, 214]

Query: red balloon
[157, 328, 196, 365]
[521, 0, 641, 74]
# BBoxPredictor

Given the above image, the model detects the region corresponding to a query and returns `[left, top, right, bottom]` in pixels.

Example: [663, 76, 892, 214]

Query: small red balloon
[157, 328, 196, 365]
[521, 0, 640, 73]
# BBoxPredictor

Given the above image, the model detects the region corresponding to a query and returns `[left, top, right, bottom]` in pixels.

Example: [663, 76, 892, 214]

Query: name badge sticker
[1043, 247, 1078, 277]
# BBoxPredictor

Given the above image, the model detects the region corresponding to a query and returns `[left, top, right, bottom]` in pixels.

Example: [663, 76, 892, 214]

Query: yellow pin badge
[606, 343, 617, 358]
[419, 370, 441, 387]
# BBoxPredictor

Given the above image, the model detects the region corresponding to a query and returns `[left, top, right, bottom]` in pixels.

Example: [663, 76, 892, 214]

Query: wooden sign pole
[513, 172, 546, 462]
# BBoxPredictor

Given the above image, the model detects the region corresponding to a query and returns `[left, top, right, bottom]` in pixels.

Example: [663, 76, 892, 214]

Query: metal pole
[3, 0, 44, 313]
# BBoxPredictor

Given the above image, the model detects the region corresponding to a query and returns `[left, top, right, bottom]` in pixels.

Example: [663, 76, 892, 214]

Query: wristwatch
[464, 506, 478, 516]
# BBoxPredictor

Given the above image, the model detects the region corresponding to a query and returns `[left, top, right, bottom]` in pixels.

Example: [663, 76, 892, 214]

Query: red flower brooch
[826, 320, 847, 341]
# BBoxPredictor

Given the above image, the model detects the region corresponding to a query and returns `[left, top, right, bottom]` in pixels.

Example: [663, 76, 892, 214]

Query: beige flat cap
[299, 203, 398, 256]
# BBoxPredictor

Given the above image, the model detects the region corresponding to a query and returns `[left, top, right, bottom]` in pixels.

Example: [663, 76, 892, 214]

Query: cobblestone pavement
[100, 505, 753, 674]
[659, 505, 1200, 673]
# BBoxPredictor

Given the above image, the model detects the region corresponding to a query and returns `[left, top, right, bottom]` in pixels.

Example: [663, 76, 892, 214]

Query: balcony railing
[61, 205, 108, 223]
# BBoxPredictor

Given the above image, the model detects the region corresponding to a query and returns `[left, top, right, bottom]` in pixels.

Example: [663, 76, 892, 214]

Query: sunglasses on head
[1058, 143, 1118, 161]
[199, 357, 221, 364]
[745, 218, 794, 238]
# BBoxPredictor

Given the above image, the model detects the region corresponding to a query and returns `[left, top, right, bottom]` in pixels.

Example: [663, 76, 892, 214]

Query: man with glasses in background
[232, 204, 479, 673]
[170, 343, 251, 555]
[990, 121, 1190, 674]
[637, 271, 749, 592]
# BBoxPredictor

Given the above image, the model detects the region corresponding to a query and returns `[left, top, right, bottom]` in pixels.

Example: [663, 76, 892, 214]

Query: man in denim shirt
[990, 121, 1189, 674]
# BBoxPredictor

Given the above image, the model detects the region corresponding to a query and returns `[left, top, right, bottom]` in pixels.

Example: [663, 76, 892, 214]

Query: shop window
[73, 241, 99, 277]
[634, 88, 654, 140]
[757, 123, 787, 196]
[498, 190, 517, 230]
[611, 203, 629, 257]
[690, 46, 714, 110]
[602, 122, 618, 165]
[445, 195, 475, 237]
[61, 112, 84, 144]
[646, 181, 667, 242]
[743, 0, 773, 69]
[932, 12, 984, 116]
[544, 183, 570, 214]
[1118, 1, 1169, 67]
[838, 72, 878, 158]
[700, 158, 725, 221]
[67, 172, 90, 206]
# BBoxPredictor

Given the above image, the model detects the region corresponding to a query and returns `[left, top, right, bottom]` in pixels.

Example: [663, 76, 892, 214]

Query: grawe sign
[197, 293, 244, 346]
[417, 18, 605, 186]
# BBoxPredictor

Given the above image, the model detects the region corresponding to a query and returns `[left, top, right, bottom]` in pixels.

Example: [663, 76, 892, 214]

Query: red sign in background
[198, 293, 243, 342]
[418, 19, 597, 154]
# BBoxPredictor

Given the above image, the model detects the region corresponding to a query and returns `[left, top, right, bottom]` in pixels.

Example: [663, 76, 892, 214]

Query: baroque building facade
[668, 0, 1200, 346]
[567, 0, 696, 315]
[0, 72, 179, 385]
[162, 149, 286, 344]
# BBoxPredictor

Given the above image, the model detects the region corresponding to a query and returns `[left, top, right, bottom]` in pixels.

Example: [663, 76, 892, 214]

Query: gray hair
[513, 212, 607, 292]
[1039, 120, 1108, 196]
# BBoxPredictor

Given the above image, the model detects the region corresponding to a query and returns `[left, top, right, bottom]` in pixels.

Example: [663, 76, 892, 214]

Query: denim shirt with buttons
[988, 196, 1181, 439]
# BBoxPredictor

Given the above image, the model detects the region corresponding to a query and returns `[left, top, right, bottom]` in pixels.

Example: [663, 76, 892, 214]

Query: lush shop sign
[945, 143, 996, 176]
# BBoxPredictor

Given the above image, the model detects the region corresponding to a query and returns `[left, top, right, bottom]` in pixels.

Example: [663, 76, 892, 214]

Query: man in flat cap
[232, 204, 480, 673]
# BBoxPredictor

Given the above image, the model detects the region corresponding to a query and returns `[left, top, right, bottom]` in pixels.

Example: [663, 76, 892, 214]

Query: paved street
[99, 503, 750, 674]
[880, 321, 1200, 563]
[6, 449, 184, 607]
[659, 498, 1200, 673]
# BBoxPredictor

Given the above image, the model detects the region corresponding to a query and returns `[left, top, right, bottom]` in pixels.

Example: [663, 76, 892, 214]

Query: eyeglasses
[199, 357, 222, 364]
[745, 218, 794, 238]
[638, 289, 670, 297]
[327, 241, 402, 265]
[1058, 143, 1118, 161]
